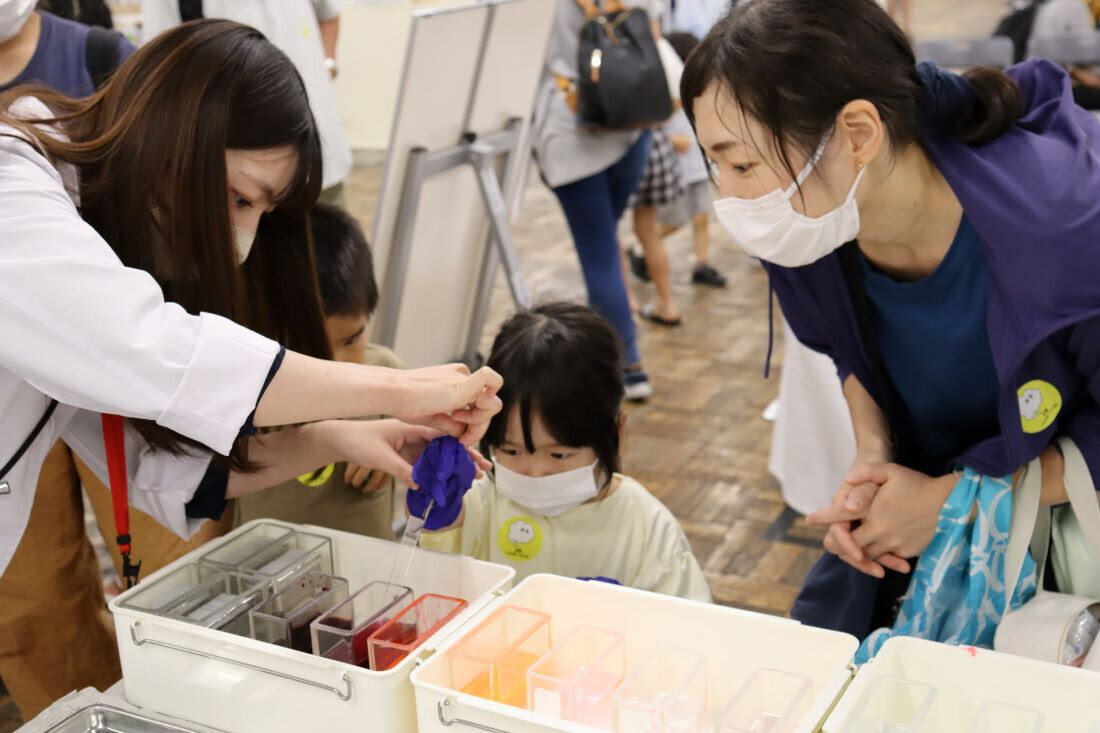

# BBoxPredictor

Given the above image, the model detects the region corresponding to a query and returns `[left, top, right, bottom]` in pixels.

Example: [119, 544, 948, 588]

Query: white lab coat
[141, 0, 352, 190]
[0, 98, 281, 576]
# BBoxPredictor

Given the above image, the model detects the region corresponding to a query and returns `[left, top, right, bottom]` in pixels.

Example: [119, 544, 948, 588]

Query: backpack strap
[84, 26, 125, 91]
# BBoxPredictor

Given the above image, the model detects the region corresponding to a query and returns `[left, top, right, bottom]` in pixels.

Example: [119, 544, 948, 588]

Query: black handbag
[574, 0, 672, 129]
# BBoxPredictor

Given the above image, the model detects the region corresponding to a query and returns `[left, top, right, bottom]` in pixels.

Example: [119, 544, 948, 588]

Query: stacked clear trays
[199, 522, 333, 595]
[248, 572, 350, 653]
[311, 580, 413, 668]
[614, 644, 708, 733]
[449, 605, 552, 708]
[847, 676, 936, 733]
[117, 563, 266, 636]
[718, 668, 812, 733]
[970, 701, 1044, 733]
[368, 593, 469, 671]
[526, 625, 625, 728]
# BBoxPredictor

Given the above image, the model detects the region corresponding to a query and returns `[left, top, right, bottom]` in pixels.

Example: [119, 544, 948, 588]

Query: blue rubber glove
[577, 576, 622, 586]
[407, 436, 476, 530]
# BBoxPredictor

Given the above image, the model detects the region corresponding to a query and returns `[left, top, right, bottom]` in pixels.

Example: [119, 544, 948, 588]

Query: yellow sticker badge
[497, 516, 543, 562]
[297, 463, 335, 488]
[1017, 380, 1062, 434]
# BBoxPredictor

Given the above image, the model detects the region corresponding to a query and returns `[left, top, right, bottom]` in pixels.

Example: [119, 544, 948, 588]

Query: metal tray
[41, 705, 216, 733]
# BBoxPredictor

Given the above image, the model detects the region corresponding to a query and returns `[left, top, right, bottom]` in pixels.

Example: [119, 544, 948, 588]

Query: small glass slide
[448, 605, 551, 708]
[848, 676, 936, 733]
[614, 644, 708, 733]
[970, 701, 1044, 733]
[248, 572, 349, 653]
[718, 668, 812, 733]
[311, 581, 412, 668]
[526, 625, 625, 728]
[367, 593, 468, 671]
[200, 522, 333, 594]
[118, 563, 265, 636]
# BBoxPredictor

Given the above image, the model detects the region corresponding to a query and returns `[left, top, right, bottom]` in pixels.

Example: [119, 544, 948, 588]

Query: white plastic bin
[411, 574, 859, 733]
[824, 637, 1100, 732]
[110, 520, 514, 733]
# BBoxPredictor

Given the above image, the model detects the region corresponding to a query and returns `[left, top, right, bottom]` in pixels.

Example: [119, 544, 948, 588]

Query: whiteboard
[369, 0, 556, 367]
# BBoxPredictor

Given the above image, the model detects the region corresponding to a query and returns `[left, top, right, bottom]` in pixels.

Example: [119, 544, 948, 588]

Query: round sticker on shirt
[1017, 380, 1062, 434]
[497, 516, 543, 562]
[298, 463, 335, 488]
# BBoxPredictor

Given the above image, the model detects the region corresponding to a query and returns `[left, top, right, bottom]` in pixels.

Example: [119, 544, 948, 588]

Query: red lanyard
[101, 414, 141, 588]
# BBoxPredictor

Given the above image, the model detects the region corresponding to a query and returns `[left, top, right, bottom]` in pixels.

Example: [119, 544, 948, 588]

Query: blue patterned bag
[856, 469, 1038, 663]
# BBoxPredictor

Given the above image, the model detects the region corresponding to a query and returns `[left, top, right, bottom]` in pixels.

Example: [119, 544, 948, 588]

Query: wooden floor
[0, 0, 1007, 728]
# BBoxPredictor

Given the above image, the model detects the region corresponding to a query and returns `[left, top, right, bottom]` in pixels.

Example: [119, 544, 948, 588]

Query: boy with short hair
[234, 203, 402, 538]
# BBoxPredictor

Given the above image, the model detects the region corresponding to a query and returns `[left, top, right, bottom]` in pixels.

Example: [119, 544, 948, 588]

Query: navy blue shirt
[860, 215, 1001, 475]
[0, 11, 135, 98]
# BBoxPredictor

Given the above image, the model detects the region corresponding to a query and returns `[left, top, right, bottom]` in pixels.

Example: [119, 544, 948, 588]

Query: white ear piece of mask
[233, 226, 256, 265]
[493, 459, 600, 517]
[712, 131, 866, 268]
[0, 0, 35, 44]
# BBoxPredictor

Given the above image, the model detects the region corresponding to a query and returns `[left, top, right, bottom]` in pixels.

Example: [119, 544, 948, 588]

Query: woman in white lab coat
[0, 19, 502, 579]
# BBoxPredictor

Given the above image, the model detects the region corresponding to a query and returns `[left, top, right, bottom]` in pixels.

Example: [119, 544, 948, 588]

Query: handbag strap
[1005, 454, 1045, 613]
[1056, 437, 1100, 560]
[1003, 438, 1100, 610]
[101, 414, 141, 588]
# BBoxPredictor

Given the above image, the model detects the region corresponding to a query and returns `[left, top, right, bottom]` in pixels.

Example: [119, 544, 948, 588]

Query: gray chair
[915, 36, 1015, 69]
[1028, 30, 1100, 65]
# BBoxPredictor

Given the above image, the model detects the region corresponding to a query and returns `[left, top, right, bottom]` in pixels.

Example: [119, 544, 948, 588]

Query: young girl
[422, 302, 712, 603]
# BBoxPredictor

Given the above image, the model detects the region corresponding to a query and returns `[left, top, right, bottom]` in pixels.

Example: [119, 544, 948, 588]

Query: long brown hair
[0, 20, 331, 469]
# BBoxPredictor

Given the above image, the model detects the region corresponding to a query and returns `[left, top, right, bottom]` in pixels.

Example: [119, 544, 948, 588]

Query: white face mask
[233, 226, 256, 265]
[712, 132, 866, 268]
[493, 459, 600, 517]
[0, 0, 34, 44]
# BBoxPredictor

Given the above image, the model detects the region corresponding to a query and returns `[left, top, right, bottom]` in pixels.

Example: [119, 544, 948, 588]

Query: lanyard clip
[121, 549, 142, 589]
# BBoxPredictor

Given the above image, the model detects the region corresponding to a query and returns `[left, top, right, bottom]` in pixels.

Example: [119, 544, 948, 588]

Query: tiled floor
[0, 0, 1007, 728]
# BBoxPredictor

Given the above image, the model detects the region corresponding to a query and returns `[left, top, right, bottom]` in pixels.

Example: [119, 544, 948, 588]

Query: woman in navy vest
[684, 0, 1100, 636]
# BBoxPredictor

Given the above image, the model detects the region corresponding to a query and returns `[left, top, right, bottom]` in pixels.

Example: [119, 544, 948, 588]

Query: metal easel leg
[376, 147, 430, 348]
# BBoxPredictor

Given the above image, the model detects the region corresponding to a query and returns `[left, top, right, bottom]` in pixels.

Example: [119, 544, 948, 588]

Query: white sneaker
[624, 371, 653, 401]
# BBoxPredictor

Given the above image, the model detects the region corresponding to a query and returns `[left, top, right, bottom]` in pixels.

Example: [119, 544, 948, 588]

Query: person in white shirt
[422, 302, 712, 603]
[141, 0, 352, 202]
[0, 18, 502, 583]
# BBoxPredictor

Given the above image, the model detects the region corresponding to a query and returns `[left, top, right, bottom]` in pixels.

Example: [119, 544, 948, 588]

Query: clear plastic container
[847, 676, 936, 733]
[117, 563, 265, 636]
[367, 593, 468, 671]
[448, 605, 551, 708]
[614, 644, 707, 733]
[200, 522, 333, 594]
[310, 581, 412, 668]
[248, 573, 349, 653]
[970, 701, 1044, 733]
[718, 668, 813, 733]
[526, 625, 625, 728]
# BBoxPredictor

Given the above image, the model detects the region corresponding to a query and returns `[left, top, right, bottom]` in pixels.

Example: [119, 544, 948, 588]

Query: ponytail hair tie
[916, 61, 977, 132]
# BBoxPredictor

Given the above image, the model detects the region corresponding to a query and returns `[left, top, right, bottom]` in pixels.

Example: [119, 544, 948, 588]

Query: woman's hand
[391, 364, 503, 446]
[807, 451, 906, 578]
[846, 463, 957, 567]
[324, 419, 443, 489]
